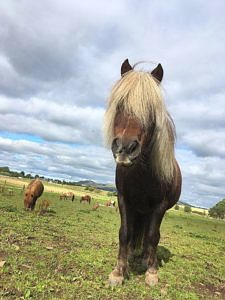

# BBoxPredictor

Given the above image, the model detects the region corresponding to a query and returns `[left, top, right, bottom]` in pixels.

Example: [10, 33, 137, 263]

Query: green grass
[0, 182, 225, 299]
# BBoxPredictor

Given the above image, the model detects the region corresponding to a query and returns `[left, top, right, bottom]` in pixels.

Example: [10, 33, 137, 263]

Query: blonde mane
[104, 69, 176, 183]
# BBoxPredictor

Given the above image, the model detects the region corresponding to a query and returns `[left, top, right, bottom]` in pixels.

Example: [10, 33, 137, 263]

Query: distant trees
[84, 186, 102, 194]
[0, 166, 27, 178]
[20, 171, 25, 177]
[0, 166, 10, 173]
[25, 173, 32, 179]
[184, 205, 192, 213]
[174, 204, 180, 210]
[107, 191, 117, 197]
[84, 186, 95, 192]
[0, 166, 31, 178]
[0, 166, 116, 194]
[209, 199, 225, 219]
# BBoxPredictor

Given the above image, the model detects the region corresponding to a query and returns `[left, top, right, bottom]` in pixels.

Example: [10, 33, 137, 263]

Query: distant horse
[92, 203, 100, 211]
[80, 195, 91, 204]
[59, 192, 74, 201]
[105, 200, 116, 207]
[24, 179, 44, 210]
[104, 59, 182, 286]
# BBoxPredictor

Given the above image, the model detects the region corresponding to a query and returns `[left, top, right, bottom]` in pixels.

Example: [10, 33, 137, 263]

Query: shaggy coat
[104, 59, 182, 286]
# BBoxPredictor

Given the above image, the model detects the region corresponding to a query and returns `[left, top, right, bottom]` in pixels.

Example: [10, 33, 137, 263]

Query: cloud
[177, 149, 225, 208]
[0, 96, 104, 145]
[0, 137, 115, 183]
[182, 130, 225, 158]
[0, 0, 224, 208]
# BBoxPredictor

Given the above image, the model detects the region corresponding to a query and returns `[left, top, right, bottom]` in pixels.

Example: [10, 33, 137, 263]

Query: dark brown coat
[80, 194, 91, 204]
[106, 59, 182, 286]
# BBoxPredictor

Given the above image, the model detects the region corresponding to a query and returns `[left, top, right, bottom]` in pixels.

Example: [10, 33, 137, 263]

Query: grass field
[0, 177, 225, 299]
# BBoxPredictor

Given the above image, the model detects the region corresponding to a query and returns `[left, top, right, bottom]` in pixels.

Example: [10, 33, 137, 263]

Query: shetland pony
[104, 59, 182, 286]
[24, 179, 44, 210]
[80, 194, 91, 204]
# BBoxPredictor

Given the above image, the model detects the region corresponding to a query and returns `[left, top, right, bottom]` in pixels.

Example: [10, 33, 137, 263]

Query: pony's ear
[121, 59, 133, 76]
[151, 63, 163, 82]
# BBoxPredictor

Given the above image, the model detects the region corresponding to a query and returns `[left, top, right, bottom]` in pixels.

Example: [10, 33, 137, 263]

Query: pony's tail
[132, 213, 148, 250]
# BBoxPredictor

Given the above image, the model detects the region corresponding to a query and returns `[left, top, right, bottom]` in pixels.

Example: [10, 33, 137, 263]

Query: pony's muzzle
[111, 138, 140, 166]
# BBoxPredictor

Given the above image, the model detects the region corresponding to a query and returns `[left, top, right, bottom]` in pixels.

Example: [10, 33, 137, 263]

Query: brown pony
[24, 179, 44, 210]
[59, 192, 74, 201]
[105, 200, 116, 207]
[80, 194, 91, 204]
[104, 59, 182, 286]
[92, 202, 100, 211]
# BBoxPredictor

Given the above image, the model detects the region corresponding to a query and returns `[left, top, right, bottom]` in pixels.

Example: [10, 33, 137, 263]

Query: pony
[104, 59, 182, 286]
[105, 199, 116, 207]
[24, 179, 44, 210]
[59, 192, 74, 201]
[59, 193, 67, 200]
[80, 194, 91, 204]
[92, 202, 100, 211]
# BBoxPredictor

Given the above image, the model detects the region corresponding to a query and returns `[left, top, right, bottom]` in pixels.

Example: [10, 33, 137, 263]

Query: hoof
[145, 271, 158, 286]
[108, 269, 125, 286]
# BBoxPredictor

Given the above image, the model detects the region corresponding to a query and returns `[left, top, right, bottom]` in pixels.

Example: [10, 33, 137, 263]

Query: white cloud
[0, 96, 104, 145]
[177, 149, 225, 207]
[0, 137, 115, 183]
[182, 130, 225, 158]
[0, 0, 224, 208]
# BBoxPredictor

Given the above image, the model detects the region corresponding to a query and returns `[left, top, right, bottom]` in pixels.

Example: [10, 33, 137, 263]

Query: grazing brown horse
[24, 179, 44, 210]
[104, 59, 182, 286]
[80, 194, 91, 204]
[59, 192, 74, 201]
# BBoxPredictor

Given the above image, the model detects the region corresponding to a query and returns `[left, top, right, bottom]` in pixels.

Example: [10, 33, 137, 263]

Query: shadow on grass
[78, 209, 91, 214]
[129, 245, 173, 274]
[157, 245, 174, 267]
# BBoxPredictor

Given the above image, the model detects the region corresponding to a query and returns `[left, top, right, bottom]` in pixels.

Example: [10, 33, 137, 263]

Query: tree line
[0, 166, 80, 186]
[208, 199, 225, 219]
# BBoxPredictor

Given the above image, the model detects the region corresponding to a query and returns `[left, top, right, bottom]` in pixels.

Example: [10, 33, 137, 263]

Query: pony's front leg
[30, 198, 37, 211]
[142, 203, 167, 286]
[108, 196, 132, 286]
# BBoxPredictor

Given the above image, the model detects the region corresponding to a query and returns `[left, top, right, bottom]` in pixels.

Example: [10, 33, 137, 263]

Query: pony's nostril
[112, 138, 120, 147]
[128, 140, 139, 154]
[118, 148, 123, 154]
[112, 138, 122, 154]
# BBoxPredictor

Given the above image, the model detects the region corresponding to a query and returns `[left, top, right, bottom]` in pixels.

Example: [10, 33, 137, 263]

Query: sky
[0, 0, 224, 208]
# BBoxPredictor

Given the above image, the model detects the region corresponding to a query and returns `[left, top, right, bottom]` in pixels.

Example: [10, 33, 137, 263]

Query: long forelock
[104, 71, 166, 145]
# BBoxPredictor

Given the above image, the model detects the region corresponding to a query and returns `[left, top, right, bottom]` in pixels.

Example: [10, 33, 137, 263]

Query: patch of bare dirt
[0, 250, 7, 261]
[194, 282, 225, 299]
